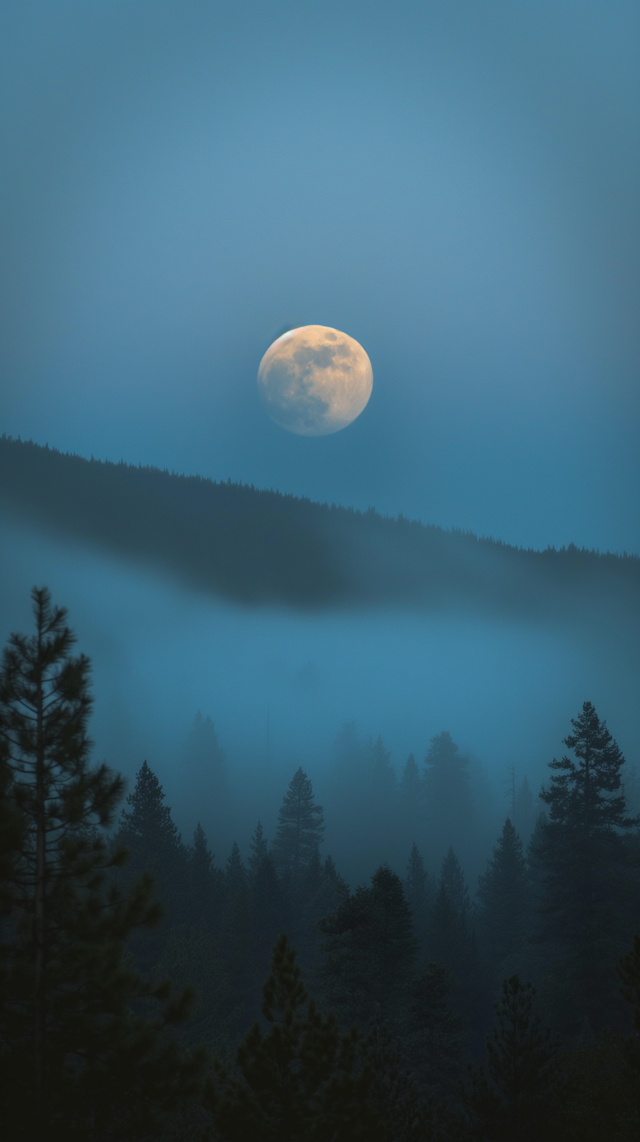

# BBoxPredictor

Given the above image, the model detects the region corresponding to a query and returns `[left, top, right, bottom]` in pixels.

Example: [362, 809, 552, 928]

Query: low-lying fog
[2, 512, 638, 883]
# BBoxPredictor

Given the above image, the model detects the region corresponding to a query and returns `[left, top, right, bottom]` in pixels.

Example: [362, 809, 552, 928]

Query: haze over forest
[1, 3, 639, 1138]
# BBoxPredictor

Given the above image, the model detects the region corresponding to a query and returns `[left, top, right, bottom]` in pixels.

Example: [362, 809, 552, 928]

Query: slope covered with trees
[1, 435, 638, 630]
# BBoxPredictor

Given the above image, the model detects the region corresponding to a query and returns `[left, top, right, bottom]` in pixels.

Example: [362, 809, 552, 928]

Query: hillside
[1, 436, 638, 630]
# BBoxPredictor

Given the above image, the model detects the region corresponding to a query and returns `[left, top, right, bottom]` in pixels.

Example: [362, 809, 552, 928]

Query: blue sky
[1, 1, 639, 553]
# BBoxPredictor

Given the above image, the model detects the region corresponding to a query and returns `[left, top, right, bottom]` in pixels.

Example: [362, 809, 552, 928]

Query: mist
[2, 510, 637, 883]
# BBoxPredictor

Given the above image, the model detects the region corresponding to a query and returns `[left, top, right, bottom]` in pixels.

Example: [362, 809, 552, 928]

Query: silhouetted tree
[188, 821, 224, 930]
[429, 848, 483, 1032]
[0, 587, 202, 1138]
[273, 767, 324, 883]
[319, 866, 416, 1028]
[204, 933, 382, 1141]
[477, 819, 529, 970]
[423, 731, 475, 866]
[250, 850, 287, 986]
[248, 821, 269, 884]
[463, 976, 558, 1142]
[535, 701, 638, 1028]
[225, 840, 248, 899]
[116, 759, 188, 929]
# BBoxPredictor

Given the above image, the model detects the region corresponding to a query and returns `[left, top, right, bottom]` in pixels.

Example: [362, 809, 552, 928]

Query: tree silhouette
[204, 933, 382, 1141]
[0, 588, 202, 1137]
[477, 819, 529, 969]
[464, 975, 558, 1142]
[536, 701, 638, 1027]
[273, 768, 324, 883]
[319, 865, 416, 1028]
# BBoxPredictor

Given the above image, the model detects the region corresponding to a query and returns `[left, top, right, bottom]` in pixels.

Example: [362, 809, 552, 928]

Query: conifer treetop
[540, 700, 638, 833]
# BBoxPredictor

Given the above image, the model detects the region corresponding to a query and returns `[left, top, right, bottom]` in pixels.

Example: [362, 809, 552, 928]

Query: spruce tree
[0, 587, 202, 1137]
[273, 767, 324, 882]
[400, 754, 423, 855]
[536, 701, 638, 1028]
[204, 933, 382, 1141]
[477, 819, 529, 969]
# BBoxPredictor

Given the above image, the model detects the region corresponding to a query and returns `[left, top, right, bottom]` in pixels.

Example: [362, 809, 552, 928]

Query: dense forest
[1, 435, 639, 631]
[1, 587, 639, 1140]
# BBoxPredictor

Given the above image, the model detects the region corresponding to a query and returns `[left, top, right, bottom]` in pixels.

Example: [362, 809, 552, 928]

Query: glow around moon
[257, 325, 373, 436]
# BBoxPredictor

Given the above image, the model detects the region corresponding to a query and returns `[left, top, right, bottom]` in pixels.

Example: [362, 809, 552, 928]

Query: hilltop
[1, 435, 638, 630]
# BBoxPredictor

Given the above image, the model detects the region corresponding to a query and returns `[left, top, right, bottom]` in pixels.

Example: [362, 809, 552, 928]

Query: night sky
[2, 1, 638, 554]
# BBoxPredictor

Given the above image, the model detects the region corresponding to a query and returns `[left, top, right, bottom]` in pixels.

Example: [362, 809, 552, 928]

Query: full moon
[257, 325, 373, 436]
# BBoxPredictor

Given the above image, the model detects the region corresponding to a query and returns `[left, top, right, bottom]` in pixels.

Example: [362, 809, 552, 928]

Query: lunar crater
[257, 325, 373, 436]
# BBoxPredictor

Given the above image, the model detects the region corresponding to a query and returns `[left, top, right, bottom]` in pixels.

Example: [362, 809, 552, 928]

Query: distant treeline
[1, 435, 639, 626]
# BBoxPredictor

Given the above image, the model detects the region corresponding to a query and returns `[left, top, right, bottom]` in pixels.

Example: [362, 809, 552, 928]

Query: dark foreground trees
[463, 975, 558, 1142]
[204, 932, 382, 1141]
[0, 588, 202, 1139]
[534, 701, 638, 1029]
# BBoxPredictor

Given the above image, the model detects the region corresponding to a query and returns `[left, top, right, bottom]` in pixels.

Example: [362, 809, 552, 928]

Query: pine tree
[249, 821, 269, 883]
[225, 840, 248, 899]
[477, 819, 529, 969]
[423, 731, 475, 866]
[273, 767, 324, 883]
[463, 975, 558, 1142]
[204, 933, 382, 1141]
[429, 849, 482, 1032]
[536, 701, 638, 1028]
[400, 754, 423, 859]
[0, 587, 202, 1137]
[117, 759, 187, 918]
[319, 865, 417, 1029]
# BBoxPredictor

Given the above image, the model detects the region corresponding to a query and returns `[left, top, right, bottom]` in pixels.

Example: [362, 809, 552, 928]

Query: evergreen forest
[1, 587, 640, 1140]
[1, 435, 638, 629]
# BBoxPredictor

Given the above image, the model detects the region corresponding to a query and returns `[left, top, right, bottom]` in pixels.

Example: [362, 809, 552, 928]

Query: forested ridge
[1, 435, 639, 626]
[1, 588, 640, 1139]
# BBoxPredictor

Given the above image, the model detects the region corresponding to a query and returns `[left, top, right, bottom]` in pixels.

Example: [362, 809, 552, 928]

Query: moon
[257, 325, 373, 436]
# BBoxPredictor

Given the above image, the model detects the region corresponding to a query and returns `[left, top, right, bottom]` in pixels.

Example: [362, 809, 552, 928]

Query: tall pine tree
[273, 767, 324, 883]
[535, 701, 638, 1029]
[0, 587, 202, 1138]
